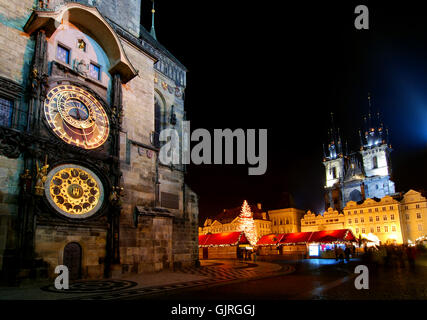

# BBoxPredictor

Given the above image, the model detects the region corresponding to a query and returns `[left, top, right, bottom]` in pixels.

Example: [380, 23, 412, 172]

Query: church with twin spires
[323, 95, 396, 211]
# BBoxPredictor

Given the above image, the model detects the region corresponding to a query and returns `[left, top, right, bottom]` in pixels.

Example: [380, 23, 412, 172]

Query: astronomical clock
[44, 85, 110, 150]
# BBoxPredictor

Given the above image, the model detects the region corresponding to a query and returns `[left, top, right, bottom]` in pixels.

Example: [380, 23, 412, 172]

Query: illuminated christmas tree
[238, 200, 257, 246]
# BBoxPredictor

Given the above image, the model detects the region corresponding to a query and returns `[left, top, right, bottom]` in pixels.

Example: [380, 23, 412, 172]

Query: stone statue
[110, 186, 124, 207]
[34, 157, 49, 196]
[20, 169, 32, 194]
[74, 59, 89, 77]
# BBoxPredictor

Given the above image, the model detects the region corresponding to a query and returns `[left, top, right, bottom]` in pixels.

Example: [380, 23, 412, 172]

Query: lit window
[370, 227, 374, 233]
[383, 215, 387, 221]
[0, 97, 13, 127]
[355, 218, 358, 224]
[362, 228, 366, 234]
[368, 209, 372, 213]
[372, 156, 378, 169]
[382, 207, 386, 211]
[417, 213, 422, 219]
[348, 219, 352, 224]
[384, 226, 388, 232]
[369, 216, 373, 222]
[57, 44, 70, 64]
[377, 226, 381, 232]
[356, 228, 359, 234]
[375, 208, 379, 212]
[390, 214, 395, 220]
[89, 63, 101, 80]
[360, 217, 364, 223]
[376, 216, 380, 222]
[392, 226, 396, 232]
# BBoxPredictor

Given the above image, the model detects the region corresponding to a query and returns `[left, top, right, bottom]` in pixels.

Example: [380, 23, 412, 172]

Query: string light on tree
[238, 200, 257, 246]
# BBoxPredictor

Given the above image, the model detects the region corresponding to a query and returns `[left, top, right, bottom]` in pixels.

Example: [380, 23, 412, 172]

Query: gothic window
[0, 97, 13, 127]
[0, 78, 25, 130]
[57, 44, 70, 64]
[153, 94, 165, 148]
[372, 156, 378, 169]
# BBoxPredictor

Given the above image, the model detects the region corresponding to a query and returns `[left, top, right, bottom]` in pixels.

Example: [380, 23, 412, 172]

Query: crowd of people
[360, 243, 420, 271]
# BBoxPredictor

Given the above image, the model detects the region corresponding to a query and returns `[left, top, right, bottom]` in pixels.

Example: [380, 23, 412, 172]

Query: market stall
[198, 231, 250, 259]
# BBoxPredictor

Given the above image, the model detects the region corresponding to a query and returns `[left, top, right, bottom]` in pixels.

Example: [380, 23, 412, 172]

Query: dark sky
[141, 1, 427, 222]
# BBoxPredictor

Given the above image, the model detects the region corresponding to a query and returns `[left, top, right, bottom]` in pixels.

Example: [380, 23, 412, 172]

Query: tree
[239, 200, 257, 246]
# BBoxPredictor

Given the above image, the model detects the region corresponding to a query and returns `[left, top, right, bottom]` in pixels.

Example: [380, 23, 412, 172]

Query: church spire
[324, 112, 343, 160]
[150, 0, 157, 40]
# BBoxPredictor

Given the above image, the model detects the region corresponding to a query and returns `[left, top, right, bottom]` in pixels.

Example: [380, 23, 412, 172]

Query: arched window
[332, 167, 337, 179]
[372, 156, 378, 169]
[154, 95, 164, 147]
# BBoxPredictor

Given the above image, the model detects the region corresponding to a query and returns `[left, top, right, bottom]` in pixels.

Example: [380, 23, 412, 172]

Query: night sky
[141, 1, 427, 222]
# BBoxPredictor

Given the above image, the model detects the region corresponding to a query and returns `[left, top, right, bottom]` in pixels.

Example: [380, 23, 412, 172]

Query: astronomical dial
[44, 85, 110, 149]
[45, 164, 104, 219]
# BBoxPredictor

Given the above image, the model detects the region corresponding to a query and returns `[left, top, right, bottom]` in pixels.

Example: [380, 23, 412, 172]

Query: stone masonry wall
[0, 156, 24, 272]
[35, 225, 107, 279]
[0, 0, 35, 86]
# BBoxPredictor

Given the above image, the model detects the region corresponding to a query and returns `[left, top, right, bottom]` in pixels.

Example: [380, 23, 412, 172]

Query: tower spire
[150, 0, 157, 40]
[367, 92, 373, 129]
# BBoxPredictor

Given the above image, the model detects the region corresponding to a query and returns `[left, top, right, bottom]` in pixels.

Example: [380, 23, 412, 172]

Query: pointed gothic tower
[358, 94, 395, 199]
[323, 113, 345, 211]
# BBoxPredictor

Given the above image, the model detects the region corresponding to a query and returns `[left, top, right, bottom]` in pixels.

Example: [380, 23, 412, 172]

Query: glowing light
[238, 200, 258, 246]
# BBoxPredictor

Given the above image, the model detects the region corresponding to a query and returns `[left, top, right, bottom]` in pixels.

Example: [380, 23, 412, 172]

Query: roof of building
[211, 204, 267, 224]
[199, 231, 249, 247]
[257, 229, 356, 246]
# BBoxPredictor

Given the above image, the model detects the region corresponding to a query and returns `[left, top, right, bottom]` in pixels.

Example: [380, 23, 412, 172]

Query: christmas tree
[239, 200, 257, 246]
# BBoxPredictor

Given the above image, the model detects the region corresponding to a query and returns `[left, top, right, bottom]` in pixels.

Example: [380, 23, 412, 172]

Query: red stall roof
[257, 234, 285, 246]
[309, 229, 356, 243]
[280, 232, 312, 245]
[199, 231, 249, 247]
[256, 229, 356, 246]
